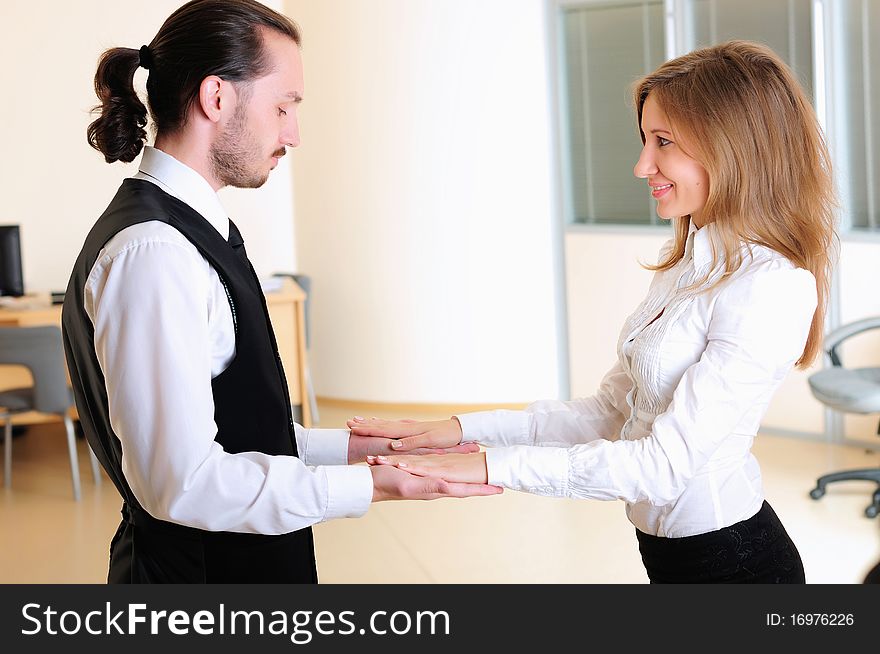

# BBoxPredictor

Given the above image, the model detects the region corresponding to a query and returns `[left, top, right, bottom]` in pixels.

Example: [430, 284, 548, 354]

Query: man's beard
[210, 102, 269, 189]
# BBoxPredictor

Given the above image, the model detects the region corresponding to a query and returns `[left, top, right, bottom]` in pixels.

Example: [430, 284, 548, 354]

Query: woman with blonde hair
[352, 40, 836, 583]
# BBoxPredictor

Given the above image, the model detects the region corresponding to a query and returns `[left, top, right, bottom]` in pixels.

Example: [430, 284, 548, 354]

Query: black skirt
[635, 501, 805, 583]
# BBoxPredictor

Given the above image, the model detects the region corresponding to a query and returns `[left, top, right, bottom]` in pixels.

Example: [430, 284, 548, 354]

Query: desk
[0, 278, 312, 427]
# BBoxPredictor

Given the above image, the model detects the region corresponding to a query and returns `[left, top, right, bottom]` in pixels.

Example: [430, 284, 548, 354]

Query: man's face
[210, 30, 304, 189]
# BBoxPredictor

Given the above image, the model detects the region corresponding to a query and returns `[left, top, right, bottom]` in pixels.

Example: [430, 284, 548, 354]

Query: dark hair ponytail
[86, 0, 300, 165]
[87, 48, 149, 163]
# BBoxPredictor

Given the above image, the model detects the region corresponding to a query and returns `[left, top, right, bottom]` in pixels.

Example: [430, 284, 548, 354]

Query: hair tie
[138, 45, 153, 70]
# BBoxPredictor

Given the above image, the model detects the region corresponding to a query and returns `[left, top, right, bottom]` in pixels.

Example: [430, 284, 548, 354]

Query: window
[689, 0, 813, 99]
[557, 0, 880, 228]
[560, 1, 665, 225]
[835, 0, 880, 231]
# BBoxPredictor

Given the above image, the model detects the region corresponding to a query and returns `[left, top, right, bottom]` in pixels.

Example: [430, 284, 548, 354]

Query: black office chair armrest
[824, 317, 880, 367]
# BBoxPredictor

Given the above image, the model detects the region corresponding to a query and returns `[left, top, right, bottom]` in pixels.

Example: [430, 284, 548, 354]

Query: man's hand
[369, 462, 501, 501]
[346, 416, 466, 454]
[367, 452, 489, 485]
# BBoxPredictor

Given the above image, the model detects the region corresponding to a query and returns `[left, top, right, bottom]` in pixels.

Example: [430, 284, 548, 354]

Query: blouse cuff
[485, 446, 569, 496]
[323, 464, 373, 519]
[455, 410, 531, 447]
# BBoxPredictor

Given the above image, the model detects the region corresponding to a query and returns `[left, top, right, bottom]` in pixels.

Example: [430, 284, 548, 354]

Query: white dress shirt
[85, 146, 373, 535]
[457, 223, 817, 537]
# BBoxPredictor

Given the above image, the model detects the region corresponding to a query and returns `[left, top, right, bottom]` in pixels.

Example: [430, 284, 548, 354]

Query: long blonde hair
[634, 40, 836, 369]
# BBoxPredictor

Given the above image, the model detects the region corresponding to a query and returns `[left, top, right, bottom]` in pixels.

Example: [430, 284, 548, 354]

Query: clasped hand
[347, 416, 467, 457]
[348, 416, 491, 487]
[367, 453, 488, 485]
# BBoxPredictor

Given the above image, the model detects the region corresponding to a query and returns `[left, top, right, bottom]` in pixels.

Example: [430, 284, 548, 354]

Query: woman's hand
[347, 416, 465, 452]
[366, 452, 489, 485]
[348, 433, 479, 463]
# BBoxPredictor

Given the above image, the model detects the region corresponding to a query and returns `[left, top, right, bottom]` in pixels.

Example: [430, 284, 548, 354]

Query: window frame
[551, 0, 880, 238]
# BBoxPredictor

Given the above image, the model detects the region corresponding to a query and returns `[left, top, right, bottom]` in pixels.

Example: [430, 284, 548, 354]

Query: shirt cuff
[485, 445, 569, 496]
[455, 410, 531, 447]
[323, 464, 373, 519]
[297, 428, 351, 466]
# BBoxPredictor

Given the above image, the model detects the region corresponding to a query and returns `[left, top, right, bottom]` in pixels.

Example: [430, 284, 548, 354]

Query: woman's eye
[658, 136, 671, 147]
[278, 108, 287, 117]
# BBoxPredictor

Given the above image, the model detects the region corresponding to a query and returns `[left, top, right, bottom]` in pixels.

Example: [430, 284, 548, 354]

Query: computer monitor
[0, 225, 24, 297]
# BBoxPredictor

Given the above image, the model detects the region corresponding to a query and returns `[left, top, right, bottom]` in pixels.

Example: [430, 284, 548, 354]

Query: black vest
[62, 179, 317, 583]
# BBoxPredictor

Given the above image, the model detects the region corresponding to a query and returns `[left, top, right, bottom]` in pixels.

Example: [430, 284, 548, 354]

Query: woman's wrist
[450, 416, 464, 444]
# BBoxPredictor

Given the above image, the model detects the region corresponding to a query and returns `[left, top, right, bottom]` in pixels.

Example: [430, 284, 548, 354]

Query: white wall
[565, 229, 665, 396]
[285, 0, 562, 403]
[0, 0, 296, 293]
[837, 239, 880, 444]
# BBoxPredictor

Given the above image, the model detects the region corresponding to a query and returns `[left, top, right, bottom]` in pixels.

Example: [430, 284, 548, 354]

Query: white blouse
[457, 223, 817, 537]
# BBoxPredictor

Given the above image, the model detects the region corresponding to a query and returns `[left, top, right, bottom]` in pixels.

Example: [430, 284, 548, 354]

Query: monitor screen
[0, 225, 24, 297]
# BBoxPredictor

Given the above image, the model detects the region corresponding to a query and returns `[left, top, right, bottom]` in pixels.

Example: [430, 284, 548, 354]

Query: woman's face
[633, 93, 710, 226]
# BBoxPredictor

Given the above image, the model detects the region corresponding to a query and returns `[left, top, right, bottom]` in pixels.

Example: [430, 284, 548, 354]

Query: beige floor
[2, 402, 879, 583]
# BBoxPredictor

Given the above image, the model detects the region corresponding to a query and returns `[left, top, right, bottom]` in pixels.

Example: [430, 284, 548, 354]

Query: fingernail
[391, 441, 402, 449]
[366, 455, 375, 462]
[377, 455, 389, 462]
[398, 462, 408, 468]
[354, 416, 364, 421]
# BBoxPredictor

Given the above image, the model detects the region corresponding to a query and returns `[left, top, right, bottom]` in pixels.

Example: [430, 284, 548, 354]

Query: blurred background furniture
[1, 325, 100, 500]
[807, 317, 880, 518]
[273, 272, 319, 425]
[0, 224, 24, 297]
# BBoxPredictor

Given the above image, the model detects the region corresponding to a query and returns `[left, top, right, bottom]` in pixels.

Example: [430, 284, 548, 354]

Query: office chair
[0, 326, 101, 500]
[807, 317, 880, 518]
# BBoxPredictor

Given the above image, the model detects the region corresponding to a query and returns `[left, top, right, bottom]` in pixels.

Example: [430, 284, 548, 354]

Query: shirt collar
[688, 219, 757, 272]
[133, 146, 230, 240]
[688, 219, 714, 270]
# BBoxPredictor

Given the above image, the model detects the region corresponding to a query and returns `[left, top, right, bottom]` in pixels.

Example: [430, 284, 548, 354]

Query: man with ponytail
[62, 0, 500, 584]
